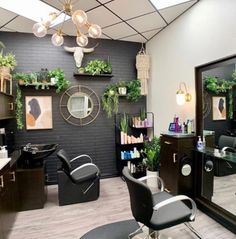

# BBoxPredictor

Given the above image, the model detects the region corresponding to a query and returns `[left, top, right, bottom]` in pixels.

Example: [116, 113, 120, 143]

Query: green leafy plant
[15, 85, 23, 130]
[47, 68, 70, 93]
[13, 72, 37, 86]
[142, 136, 161, 171]
[126, 79, 141, 102]
[0, 52, 17, 70]
[85, 60, 112, 75]
[140, 107, 146, 121]
[102, 84, 119, 118]
[204, 75, 236, 119]
[120, 113, 128, 133]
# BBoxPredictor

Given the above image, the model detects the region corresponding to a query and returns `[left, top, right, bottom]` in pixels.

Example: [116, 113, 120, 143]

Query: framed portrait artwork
[212, 96, 226, 121]
[25, 96, 53, 130]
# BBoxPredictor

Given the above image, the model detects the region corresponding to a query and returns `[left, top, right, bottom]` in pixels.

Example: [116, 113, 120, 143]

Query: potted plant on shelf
[126, 79, 141, 102]
[47, 68, 70, 93]
[117, 81, 127, 95]
[0, 52, 17, 75]
[102, 84, 119, 118]
[120, 113, 129, 144]
[142, 136, 161, 187]
[85, 59, 112, 75]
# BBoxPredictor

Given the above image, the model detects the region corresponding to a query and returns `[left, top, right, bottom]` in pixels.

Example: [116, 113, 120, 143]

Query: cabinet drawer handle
[9, 102, 14, 110]
[0, 175, 4, 188]
[164, 141, 172, 145]
[173, 153, 177, 163]
[10, 171, 15, 182]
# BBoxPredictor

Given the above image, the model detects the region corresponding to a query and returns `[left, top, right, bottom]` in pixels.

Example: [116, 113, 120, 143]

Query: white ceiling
[0, 0, 199, 43]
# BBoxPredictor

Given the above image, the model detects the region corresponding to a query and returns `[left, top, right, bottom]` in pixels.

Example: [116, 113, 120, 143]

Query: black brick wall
[0, 32, 146, 184]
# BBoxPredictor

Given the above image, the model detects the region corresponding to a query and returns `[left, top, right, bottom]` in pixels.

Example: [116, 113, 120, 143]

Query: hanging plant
[204, 75, 236, 119]
[15, 85, 23, 130]
[102, 84, 119, 118]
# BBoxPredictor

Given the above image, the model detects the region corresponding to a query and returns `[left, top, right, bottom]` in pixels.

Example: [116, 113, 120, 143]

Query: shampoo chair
[57, 149, 100, 206]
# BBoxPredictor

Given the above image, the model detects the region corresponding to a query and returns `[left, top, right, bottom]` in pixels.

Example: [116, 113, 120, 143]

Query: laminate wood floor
[8, 177, 236, 239]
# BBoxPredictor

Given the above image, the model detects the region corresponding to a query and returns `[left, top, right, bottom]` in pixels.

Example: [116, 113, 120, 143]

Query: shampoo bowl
[19, 143, 58, 167]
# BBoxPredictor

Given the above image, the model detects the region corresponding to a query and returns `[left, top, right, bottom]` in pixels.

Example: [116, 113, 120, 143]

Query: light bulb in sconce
[76, 31, 88, 47]
[176, 82, 192, 105]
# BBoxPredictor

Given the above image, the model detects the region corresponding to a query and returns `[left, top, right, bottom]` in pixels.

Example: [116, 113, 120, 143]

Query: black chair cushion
[148, 191, 192, 230]
[57, 149, 72, 173]
[71, 164, 99, 183]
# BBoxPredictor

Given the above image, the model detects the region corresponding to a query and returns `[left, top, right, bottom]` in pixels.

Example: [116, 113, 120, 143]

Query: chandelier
[32, 0, 102, 47]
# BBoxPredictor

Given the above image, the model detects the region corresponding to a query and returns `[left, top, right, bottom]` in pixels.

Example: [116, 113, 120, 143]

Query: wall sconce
[176, 82, 192, 105]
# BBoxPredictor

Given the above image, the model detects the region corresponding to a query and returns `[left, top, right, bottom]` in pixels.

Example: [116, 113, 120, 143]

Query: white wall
[146, 0, 236, 135]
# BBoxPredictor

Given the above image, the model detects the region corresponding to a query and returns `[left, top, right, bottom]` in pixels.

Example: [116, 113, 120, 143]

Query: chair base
[57, 170, 100, 206]
[128, 222, 202, 239]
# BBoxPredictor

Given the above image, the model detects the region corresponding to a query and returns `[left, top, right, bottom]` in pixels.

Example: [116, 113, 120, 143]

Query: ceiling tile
[4, 16, 36, 33]
[0, 8, 17, 28]
[99, 0, 112, 3]
[103, 22, 137, 40]
[0, 27, 15, 32]
[86, 6, 121, 28]
[105, 0, 155, 20]
[141, 28, 162, 39]
[42, 0, 100, 12]
[159, 0, 197, 23]
[127, 12, 166, 33]
[119, 34, 147, 43]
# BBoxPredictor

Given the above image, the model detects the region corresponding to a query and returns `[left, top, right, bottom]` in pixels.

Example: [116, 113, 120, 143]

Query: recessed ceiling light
[150, 0, 191, 10]
[0, 0, 69, 26]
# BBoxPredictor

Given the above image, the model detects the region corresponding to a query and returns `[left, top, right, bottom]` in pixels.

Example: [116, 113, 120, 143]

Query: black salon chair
[218, 135, 236, 152]
[122, 167, 201, 239]
[57, 149, 100, 206]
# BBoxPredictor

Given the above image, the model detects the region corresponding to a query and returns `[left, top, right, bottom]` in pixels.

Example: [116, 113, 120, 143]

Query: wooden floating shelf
[73, 73, 113, 78]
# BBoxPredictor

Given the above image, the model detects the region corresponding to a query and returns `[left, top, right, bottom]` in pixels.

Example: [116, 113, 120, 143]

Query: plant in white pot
[142, 136, 161, 187]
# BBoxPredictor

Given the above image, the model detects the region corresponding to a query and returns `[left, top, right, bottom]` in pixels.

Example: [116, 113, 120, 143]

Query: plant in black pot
[85, 59, 112, 75]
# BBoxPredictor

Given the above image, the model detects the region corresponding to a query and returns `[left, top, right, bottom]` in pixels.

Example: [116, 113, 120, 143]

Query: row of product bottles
[132, 116, 153, 128]
[121, 147, 140, 160]
[120, 132, 144, 144]
[171, 115, 194, 134]
[197, 136, 206, 150]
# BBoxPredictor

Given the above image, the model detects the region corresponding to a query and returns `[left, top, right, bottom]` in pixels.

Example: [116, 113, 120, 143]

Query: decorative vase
[146, 169, 159, 188]
[118, 87, 127, 95]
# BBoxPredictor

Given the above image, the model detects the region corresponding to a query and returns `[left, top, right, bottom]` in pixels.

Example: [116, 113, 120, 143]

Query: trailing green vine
[204, 75, 236, 119]
[15, 85, 23, 130]
[102, 79, 141, 118]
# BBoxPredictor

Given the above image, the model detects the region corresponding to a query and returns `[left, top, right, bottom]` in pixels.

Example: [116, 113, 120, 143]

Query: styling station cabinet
[159, 133, 196, 197]
[0, 158, 18, 239]
[0, 92, 14, 120]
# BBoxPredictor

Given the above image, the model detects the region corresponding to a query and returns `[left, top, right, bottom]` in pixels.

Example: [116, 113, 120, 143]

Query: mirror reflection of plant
[204, 75, 236, 119]
[102, 84, 119, 118]
[15, 85, 23, 130]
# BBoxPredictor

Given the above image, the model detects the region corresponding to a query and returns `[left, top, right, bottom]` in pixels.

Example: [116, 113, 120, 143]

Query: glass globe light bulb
[88, 24, 102, 38]
[176, 90, 185, 106]
[72, 10, 87, 27]
[42, 12, 57, 27]
[51, 32, 64, 46]
[32, 22, 47, 37]
[76, 34, 88, 47]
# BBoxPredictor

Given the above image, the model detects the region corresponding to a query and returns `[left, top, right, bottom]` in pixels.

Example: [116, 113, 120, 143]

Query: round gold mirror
[60, 85, 100, 126]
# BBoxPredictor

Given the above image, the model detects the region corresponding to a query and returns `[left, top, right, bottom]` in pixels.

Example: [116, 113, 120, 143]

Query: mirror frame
[60, 85, 100, 126]
[195, 54, 236, 233]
